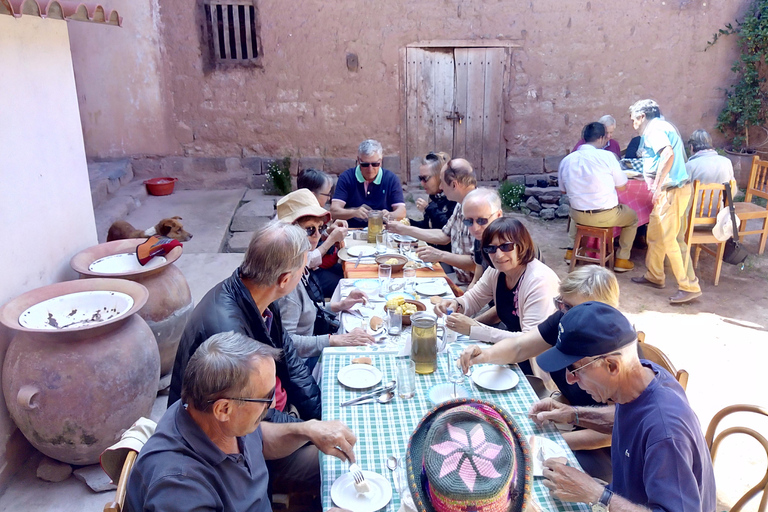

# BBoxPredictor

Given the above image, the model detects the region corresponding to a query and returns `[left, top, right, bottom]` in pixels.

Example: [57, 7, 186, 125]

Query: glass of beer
[367, 210, 384, 243]
[410, 313, 445, 374]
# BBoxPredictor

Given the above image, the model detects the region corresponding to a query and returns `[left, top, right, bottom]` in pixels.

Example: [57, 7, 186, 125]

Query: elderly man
[573, 115, 621, 159]
[686, 129, 736, 188]
[530, 302, 716, 511]
[628, 99, 701, 304]
[330, 139, 406, 227]
[560, 122, 638, 272]
[387, 158, 477, 283]
[464, 187, 504, 289]
[127, 332, 353, 512]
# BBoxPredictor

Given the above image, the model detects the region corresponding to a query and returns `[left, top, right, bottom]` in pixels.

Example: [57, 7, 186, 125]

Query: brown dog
[107, 216, 193, 242]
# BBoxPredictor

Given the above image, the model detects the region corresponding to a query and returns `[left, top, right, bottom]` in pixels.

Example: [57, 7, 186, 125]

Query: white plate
[428, 383, 470, 405]
[347, 246, 377, 258]
[19, 291, 134, 330]
[337, 364, 383, 389]
[331, 470, 392, 512]
[392, 234, 417, 243]
[341, 312, 365, 333]
[471, 365, 520, 391]
[384, 292, 415, 302]
[352, 280, 380, 293]
[88, 253, 167, 273]
[415, 280, 450, 296]
[529, 436, 569, 476]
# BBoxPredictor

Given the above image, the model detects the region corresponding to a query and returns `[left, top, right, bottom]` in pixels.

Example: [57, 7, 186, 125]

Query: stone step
[93, 180, 149, 243]
[89, 159, 133, 209]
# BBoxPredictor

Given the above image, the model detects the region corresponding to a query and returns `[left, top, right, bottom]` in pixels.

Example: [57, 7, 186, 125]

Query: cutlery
[349, 463, 370, 494]
[386, 455, 399, 472]
[352, 391, 395, 405]
[340, 380, 396, 406]
[354, 253, 363, 268]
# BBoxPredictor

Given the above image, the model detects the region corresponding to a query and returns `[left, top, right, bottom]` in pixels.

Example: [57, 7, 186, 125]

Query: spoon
[386, 455, 399, 472]
[353, 391, 395, 405]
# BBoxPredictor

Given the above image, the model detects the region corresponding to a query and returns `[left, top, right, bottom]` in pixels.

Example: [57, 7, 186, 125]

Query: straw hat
[406, 399, 532, 512]
[276, 189, 331, 224]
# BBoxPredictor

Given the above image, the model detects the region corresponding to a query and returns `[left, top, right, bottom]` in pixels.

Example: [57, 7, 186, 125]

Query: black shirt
[410, 192, 456, 252]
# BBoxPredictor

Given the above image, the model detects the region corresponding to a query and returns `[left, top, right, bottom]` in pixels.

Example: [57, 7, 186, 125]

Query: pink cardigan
[456, 259, 560, 344]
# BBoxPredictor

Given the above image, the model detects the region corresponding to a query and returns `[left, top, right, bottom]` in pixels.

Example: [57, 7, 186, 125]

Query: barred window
[203, 0, 261, 66]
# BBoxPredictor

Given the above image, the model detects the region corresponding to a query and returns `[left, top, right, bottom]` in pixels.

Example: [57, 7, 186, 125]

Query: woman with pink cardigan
[435, 217, 560, 344]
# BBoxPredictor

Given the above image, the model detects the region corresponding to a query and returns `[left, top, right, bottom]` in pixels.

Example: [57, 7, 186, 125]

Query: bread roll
[430, 296, 443, 305]
[369, 316, 384, 330]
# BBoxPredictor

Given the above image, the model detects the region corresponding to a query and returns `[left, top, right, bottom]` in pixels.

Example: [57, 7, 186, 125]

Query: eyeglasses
[318, 191, 332, 198]
[553, 296, 573, 312]
[462, 216, 495, 227]
[359, 161, 382, 168]
[418, 175, 432, 183]
[207, 387, 276, 406]
[482, 242, 517, 254]
[566, 352, 621, 378]
[304, 224, 327, 236]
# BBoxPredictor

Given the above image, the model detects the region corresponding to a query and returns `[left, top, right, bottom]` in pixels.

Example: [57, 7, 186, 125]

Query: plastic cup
[387, 306, 402, 336]
[403, 267, 417, 293]
[376, 231, 387, 253]
[396, 359, 416, 399]
[378, 264, 392, 296]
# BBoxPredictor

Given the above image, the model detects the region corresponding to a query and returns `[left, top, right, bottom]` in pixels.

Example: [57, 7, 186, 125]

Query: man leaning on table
[330, 139, 407, 227]
[560, 122, 638, 272]
[529, 302, 716, 512]
[126, 331, 353, 512]
[387, 158, 477, 284]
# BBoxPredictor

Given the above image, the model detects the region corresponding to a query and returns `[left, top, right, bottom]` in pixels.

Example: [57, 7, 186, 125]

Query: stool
[570, 224, 615, 272]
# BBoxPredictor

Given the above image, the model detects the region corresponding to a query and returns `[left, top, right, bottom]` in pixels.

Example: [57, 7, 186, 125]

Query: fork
[349, 463, 369, 493]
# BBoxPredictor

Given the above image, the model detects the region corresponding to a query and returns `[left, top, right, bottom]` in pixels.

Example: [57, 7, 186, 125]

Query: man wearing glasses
[127, 332, 354, 512]
[330, 139, 407, 227]
[529, 302, 716, 512]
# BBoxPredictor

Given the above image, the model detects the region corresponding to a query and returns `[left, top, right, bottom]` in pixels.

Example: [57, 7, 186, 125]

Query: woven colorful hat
[407, 399, 532, 512]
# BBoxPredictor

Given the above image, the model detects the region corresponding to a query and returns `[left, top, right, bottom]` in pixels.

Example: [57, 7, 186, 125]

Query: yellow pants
[569, 205, 638, 260]
[644, 184, 701, 292]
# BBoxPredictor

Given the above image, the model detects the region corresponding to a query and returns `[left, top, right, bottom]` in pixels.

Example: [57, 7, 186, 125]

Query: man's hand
[338, 289, 368, 311]
[327, 225, 348, 246]
[434, 298, 458, 317]
[444, 312, 478, 336]
[459, 344, 484, 374]
[529, 398, 576, 427]
[385, 219, 405, 234]
[416, 245, 443, 263]
[356, 205, 372, 220]
[305, 420, 357, 463]
[330, 328, 374, 347]
[542, 459, 603, 504]
[416, 198, 428, 212]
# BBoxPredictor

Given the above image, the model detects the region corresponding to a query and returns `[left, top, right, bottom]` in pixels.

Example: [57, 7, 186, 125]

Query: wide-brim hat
[407, 398, 532, 512]
[276, 189, 331, 224]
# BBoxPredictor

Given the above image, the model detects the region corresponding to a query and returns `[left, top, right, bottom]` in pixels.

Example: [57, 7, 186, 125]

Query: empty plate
[428, 383, 470, 405]
[415, 280, 450, 296]
[347, 246, 377, 258]
[471, 365, 519, 391]
[331, 471, 392, 512]
[337, 364, 383, 389]
[352, 280, 380, 293]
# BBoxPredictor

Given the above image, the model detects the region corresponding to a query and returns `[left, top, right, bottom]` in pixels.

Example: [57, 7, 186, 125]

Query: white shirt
[558, 144, 628, 211]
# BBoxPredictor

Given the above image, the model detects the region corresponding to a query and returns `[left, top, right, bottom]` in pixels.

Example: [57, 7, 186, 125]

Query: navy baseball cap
[537, 302, 637, 372]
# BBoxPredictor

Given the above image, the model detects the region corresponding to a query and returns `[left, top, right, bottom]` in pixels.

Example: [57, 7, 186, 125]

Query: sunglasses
[304, 225, 327, 236]
[359, 162, 382, 168]
[553, 296, 573, 312]
[462, 217, 494, 227]
[425, 152, 439, 161]
[482, 242, 517, 254]
[418, 175, 432, 183]
[566, 353, 621, 378]
[207, 387, 276, 406]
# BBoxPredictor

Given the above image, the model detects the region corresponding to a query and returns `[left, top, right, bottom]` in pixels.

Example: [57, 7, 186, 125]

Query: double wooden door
[405, 47, 509, 181]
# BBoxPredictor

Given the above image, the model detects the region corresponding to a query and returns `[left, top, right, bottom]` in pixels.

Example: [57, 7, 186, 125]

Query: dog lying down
[107, 216, 193, 242]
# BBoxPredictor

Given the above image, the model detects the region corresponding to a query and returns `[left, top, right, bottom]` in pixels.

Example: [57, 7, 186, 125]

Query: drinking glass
[378, 264, 392, 296]
[376, 231, 388, 253]
[403, 267, 417, 294]
[387, 306, 402, 336]
[396, 359, 416, 399]
[446, 346, 464, 398]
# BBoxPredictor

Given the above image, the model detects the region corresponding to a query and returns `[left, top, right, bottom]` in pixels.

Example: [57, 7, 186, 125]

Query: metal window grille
[203, 0, 259, 64]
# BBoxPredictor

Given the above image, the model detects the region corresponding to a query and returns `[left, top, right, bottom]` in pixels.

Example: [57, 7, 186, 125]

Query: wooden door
[405, 47, 508, 181]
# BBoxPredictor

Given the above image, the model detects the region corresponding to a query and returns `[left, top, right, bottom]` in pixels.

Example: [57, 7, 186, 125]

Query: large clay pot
[70, 239, 193, 377]
[0, 279, 160, 465]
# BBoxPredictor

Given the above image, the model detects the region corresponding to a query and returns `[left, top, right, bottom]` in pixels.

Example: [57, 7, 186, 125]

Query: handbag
[722, 182, 749, 266]
[303, 271, 340, 335]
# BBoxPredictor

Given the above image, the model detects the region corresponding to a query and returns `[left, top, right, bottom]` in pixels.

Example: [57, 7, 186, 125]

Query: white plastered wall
[0, 15, 98, 485]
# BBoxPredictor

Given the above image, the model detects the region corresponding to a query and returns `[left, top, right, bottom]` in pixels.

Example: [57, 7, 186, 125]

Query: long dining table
[318, 277, 590, 512]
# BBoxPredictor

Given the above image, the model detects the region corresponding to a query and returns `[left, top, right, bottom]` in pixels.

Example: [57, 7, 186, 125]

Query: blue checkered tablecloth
[320, 349, 591, 512]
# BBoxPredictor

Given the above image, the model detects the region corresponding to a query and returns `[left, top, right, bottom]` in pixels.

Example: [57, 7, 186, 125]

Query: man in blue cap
[529, 302, 715, 512]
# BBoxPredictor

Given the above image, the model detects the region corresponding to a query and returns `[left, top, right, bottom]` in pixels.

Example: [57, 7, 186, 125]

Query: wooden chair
[684, 180, 735, 286]
[104, 451, 138, 512]
[734, 156, 768, 255]
[705, 404, 768, 512]
[569, 224, 614, 272]
[636, 331, 689, 390]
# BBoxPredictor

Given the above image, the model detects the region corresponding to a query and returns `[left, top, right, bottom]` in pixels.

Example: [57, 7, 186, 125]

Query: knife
[341, 382, 396, 406]
[354, 253, 363, 268]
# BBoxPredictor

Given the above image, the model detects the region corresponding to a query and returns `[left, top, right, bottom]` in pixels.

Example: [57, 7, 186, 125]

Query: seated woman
[458, 265, 620, 482]
[573, 114, 621, 159]
[409, 151, 456, 253]
[276, 189, 373, 366]
[435, 217, 559, 345]
[297, 168, 347, 297]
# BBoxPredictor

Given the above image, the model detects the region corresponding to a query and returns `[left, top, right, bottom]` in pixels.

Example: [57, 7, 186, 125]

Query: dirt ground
[518, 213, 768, 511]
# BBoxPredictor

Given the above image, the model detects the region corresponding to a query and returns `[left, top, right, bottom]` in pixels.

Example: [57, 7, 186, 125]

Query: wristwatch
[590, 487, 613, 512]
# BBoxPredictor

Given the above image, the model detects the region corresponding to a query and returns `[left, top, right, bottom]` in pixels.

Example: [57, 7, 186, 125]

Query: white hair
[462, 187, 501, 212]
[358, 139, 383, 159]
[598, 115, 616, 128]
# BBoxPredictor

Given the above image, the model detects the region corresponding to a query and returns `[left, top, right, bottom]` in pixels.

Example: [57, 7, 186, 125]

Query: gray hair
[628, 99, 661, 120]
[240, 220, 310, 285]
[598, 115, 616, 128]
[688, 129, 713, 152]
[358, 139, 383, 159]
[462, 187, 501, 213]
[181, 331, 282, 411]
[559, 265, 619, 308]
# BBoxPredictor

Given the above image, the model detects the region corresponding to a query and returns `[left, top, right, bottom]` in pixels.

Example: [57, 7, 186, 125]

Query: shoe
[630, 276, 665, 289]
[614, 259, 635, 273]
[564, 249, 573, 263]
[669, 290, 702, 304]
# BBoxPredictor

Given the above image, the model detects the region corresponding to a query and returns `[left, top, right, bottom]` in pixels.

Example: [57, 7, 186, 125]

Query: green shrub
[264, 157, 292, 196]
[499, 181, 526, 210]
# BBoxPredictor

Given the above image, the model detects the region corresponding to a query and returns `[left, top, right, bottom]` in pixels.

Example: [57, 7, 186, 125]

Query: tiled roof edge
[0, 0, 122, 26]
